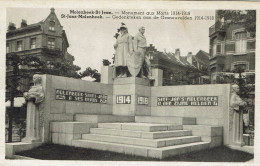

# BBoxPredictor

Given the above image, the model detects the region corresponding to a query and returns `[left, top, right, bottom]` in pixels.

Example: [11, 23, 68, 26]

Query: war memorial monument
[6, 24, 247, 160]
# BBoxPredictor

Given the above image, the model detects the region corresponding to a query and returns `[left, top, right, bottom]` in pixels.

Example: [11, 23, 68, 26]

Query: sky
[6, 8, 215, 74]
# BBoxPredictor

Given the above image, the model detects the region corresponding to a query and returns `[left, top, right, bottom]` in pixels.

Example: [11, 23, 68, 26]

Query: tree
[6, 53, 82, 142]
[169, 66, 209, 85]
[102, 59, 111, 66]
[6, 53, 45, 142]
[217, 10, 256, 37]
[80, 67, 101, 82]
[47, 60, 82, 79]
[218, 67, 255, 133]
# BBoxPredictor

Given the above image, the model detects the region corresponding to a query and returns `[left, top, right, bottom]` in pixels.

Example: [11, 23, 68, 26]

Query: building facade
[209, 12, 255, 83]
[6, 8, 74, 99]
[146, 44, 210, 86]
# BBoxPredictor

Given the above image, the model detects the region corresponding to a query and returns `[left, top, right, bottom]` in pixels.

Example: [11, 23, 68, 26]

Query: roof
[7, 8, 63, 36]
[7, 23, 42, 36]
[160, 52, 183, 66]
[158, 51, 197, 69]
[195, 50, 210, 64]
[147, 45, 208, 70]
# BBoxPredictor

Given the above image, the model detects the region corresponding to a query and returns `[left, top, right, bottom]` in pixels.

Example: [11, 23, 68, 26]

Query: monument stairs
[51, 114, 222, 159]
[6, 75, 227, 159]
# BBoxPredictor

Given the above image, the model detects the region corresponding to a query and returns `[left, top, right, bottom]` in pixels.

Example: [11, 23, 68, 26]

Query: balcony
[42, 46, 62, 56]
[209, 21, 225, 36]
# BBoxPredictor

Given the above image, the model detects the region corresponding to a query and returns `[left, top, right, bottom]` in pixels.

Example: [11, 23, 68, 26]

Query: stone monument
[114, 24, 153, 79]
[22, 74, 45, 143]
[230, 84, 247, 146]
[114, 24, 133, 78]
[132, 26, 152, 78]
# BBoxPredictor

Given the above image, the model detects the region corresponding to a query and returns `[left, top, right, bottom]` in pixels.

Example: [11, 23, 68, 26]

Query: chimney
[51, 8, 55, 13]
[21, 19, 27, 28]
[175, 48, 180, 60]
[8, 22, 16, 31]
[187, 52, 193, 64]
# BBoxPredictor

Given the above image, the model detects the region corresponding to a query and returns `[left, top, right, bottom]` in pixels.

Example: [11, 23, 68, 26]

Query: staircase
[51, 114, 222, 159]
[72, 122, 209, 159]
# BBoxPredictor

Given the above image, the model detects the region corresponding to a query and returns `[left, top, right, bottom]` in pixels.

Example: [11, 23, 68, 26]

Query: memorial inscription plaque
[55, 89, 107, 104]
[116, 95, 131, 104]
[137, 96, 149, 105]
[157, 96, 218, 106]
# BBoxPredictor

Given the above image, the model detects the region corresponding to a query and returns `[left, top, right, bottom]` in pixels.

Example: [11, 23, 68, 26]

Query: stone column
[232, 110, 244, 146]
[152, 68, 163, 86]
[101, 66, 114, 84]
[22, 101, 40, 143]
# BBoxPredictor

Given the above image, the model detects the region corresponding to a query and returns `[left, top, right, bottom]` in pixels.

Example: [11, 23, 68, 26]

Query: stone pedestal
[232, 111, 244, 146]
[22, 101, 41, 143]
[113, 77, 151, 116]
[152, 68, 163, 86]
[101, 66, 114, 84]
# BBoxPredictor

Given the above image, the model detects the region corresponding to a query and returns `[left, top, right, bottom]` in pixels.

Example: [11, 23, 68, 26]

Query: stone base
[5, 142, 42, 158]
[243, 134, 250, 146]
[21, 137, 41, 144]
[50, 121, 98, 146]
[70, 122, 222, 159]
[113, 77, 150, 86]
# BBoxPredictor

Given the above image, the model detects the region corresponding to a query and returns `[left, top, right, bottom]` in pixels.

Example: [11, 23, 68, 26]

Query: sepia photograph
[2, 1, 257, 165]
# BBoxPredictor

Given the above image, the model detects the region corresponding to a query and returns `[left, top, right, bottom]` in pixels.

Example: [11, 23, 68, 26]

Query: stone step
[98, 123, 183, 132]
[51, 122, 97, 134]
[71, 139, 210, 159]
[82, 134, 201, 148]
[135, 116, 196, 125]
[90, 128, 192, 139]
[74, 114, 135, 123]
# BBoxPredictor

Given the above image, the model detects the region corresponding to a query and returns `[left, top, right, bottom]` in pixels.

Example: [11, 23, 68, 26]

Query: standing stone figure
[230, 84, 247, 146]
[132, 26, 152, 78]
[114, 24, 133, 78]
[22, 74, 45, 143]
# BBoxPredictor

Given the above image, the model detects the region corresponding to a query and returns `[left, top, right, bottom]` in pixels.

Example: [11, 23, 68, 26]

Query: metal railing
[209, 21, 225, 36]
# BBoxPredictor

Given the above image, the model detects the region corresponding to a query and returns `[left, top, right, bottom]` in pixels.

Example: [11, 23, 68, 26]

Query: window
[46, 61, 54, 69]
[6, 43, 10, 53]
[49, 21, 55, 31]
[47, 38, 55, 49]
[235, 31, 247, 54]
[148, 53, 153, 60]
[30, 38, 36, 49]
[16, 41, 22, 51]
[212, 44, 217, 56]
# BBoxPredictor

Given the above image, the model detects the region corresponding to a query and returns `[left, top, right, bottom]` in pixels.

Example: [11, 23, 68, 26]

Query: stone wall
[150, 84, 231, 145]
[41, 74, 113, 142]
[39, 74, 231, 145]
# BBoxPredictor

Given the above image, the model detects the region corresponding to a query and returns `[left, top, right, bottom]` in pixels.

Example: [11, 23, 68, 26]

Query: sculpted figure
[132, 27, 152, 79]
[22, 74, 45, 143]
[24, 74, 44, 103]
[230, 84, 247, 146]
[114, 24, 133, 78]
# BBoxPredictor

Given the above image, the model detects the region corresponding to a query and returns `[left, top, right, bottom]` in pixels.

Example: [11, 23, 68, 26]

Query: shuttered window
[47, 38, 55, 49]
[49, 21, 55, 31]
[235, 32, 247, 54]
[6, 43, 10, 53]
[30, 38, 36, 49]
[16, 41, 22, 51]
